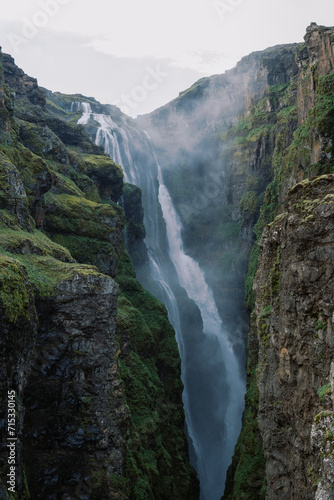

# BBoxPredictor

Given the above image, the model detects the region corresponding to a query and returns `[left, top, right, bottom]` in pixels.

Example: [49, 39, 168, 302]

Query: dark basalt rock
[2, 53, 46, 107]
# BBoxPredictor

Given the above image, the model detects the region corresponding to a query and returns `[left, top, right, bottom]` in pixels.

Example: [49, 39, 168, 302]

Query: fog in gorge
[75, 101, 246, 500]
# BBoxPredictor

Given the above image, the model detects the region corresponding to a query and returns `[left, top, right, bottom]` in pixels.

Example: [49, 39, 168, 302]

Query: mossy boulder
[44, 192, 123, 241]
[0, 143, 53, 215]
[19, 122, 69, 164]
[0, 225, 74, 262]
[82, 153, 124, 202]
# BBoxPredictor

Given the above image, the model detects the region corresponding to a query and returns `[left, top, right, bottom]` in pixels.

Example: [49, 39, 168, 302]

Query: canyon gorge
[0, 22, 334, 500]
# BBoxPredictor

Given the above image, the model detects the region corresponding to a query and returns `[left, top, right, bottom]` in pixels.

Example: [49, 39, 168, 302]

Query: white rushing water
[157, 165, 245, 499]
[76, 103, 246, 499]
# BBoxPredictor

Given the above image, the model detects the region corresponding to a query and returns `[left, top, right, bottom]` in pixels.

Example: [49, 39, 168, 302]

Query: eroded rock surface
[254, 176, 334, 499]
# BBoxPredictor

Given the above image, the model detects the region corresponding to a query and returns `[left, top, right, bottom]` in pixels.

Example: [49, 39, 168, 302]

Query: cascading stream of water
[76, 103, 246, 500]
[157, 165, 246, 498]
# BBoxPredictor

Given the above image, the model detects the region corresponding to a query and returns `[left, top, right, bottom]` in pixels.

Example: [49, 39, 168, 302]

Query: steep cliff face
[139, 25, 334, 360]
[253, 175, 334, 499]
[0, 48, 198, 499]
[223, 24, 334, 499]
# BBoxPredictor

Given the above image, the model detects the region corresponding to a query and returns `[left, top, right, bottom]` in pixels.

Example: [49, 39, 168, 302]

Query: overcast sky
[1, 0, 334, 116]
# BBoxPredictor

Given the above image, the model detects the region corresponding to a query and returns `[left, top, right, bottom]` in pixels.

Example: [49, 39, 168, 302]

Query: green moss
[315, 319, 325, 331]
[223, 364, 266, 499]
[277, 105, 298, 125]
[246, 175, 260, 191]
[18, 121, 67, 161]
[0, 249, 102, 297]
[246, 124, 276, 143]
[116, 246, 136, 279]
[45, 98, 69, 115]
[51, 171, 85, 197]
[0, 225, 74, 262]
[317, 383, 332, 402]
[0, 254, 31, 322]
[0, 210, 21, 230]
[45, 192, 122, 240]
[0, 142, 52, 209]
[240, 191, 259, 214]
[51, 233, 115, 268]
[259, 305, 272, 318]
[76, 174, 101, 202]
[268, 83, 289, 94]
[82, 153, 122, 175]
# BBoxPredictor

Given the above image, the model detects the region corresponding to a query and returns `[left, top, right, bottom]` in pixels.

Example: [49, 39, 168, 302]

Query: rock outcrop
[2, 53, 46, 107]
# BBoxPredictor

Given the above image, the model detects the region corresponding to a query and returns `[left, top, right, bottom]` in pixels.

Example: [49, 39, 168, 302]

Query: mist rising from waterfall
[76, 102, 246, 499]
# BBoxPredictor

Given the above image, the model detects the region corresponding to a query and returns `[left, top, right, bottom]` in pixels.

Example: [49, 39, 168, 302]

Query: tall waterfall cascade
[76, 102, 246, 500]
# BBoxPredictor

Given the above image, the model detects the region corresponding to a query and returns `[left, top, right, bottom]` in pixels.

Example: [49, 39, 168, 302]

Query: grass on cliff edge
[0, 225, 74, 263]
[0, 249, 105, 308]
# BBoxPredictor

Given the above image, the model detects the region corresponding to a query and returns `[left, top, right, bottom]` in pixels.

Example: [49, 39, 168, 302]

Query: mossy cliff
[139, 23, 334, 499]
[0, 48, 198, 499]
[224, 24, 334, 500]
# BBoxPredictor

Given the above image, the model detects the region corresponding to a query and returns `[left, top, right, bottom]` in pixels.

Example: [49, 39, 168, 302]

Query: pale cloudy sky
[1, 0, 334, 116]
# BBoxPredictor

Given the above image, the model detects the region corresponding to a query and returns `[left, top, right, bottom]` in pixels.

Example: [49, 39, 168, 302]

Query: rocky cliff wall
[253, 175, 334, 499]
[224, 24, 334, 500]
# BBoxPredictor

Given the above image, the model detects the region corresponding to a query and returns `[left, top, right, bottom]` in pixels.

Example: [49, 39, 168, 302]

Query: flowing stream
[76, 103, 246, 499]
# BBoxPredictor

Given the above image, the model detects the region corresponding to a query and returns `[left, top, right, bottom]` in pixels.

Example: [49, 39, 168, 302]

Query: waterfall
[77, 102, 93, 125]
[157, 165, 245, 499]
[76, 103, 246, 499]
